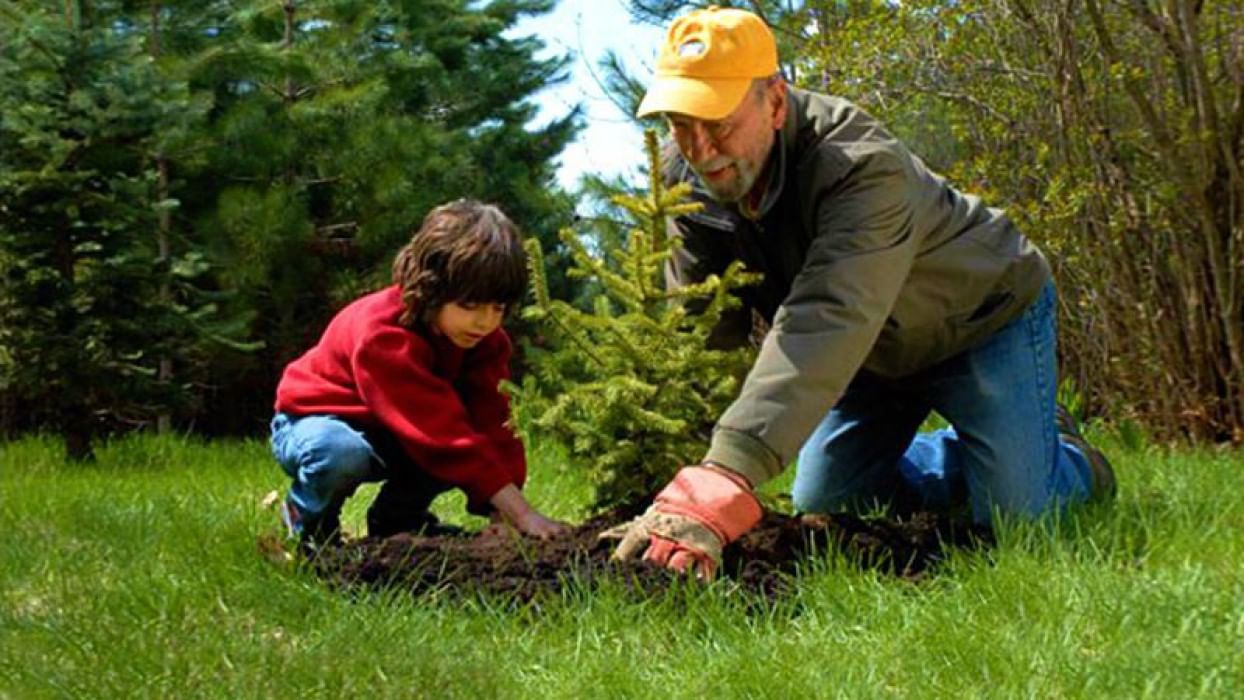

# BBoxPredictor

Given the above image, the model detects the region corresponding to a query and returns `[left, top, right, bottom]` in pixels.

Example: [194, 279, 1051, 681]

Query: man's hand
[609, 464, 763, 579]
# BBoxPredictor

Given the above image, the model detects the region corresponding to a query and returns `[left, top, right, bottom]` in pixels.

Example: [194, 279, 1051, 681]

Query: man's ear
[768, 80, 788, 129]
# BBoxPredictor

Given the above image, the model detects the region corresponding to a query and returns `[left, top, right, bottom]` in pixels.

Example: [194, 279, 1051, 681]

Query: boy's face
[432, 301, 506, 348]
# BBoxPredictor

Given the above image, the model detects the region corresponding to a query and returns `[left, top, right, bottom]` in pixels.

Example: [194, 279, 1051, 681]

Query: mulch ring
[305, 509, 993, 603]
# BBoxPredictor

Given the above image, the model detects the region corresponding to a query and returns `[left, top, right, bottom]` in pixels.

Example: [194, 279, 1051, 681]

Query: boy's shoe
[1055, 404, 1117, 502]
[367, 509, 465, 539]
[280, 498, 342, 556]
[279, 498, 303, 540]
[415, 513, 466, 537]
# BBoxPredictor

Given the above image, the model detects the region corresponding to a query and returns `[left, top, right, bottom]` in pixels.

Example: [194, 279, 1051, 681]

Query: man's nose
[682, 121, 718, 161]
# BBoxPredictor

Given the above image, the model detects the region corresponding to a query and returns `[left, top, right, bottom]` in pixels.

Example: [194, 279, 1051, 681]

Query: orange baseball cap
[636, 6, 778, 120]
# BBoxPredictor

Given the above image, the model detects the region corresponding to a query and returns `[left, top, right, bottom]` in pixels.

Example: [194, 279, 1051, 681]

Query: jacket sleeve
[352, 328, 515, 514]
[706, 150, 920, 487]
[458, 332, 527, 491]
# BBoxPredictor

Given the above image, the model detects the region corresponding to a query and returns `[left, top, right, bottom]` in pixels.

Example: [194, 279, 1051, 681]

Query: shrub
[508, 131, 761, 510]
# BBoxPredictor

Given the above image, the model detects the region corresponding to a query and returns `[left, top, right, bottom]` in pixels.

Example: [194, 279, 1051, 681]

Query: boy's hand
[487, 484, 570, 540]
[475, 520, 512, 542]
[512, 510, 570, 539]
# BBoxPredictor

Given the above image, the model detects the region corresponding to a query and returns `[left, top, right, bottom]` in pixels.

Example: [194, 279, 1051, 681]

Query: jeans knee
[304, 437, 373, 484]
[287, 419, 377, 494]
[791, 482, 839, 515]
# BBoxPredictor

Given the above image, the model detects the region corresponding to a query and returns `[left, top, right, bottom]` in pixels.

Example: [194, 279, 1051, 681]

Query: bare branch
[911, 86, 1015, 127]
[315, 222, 357, 236]
[1127, 0, 1185, 60]
[1084, 0, 1185, 179]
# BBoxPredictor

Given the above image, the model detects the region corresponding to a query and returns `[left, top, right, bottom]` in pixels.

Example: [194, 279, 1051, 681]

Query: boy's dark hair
[392, 199, 528, 328]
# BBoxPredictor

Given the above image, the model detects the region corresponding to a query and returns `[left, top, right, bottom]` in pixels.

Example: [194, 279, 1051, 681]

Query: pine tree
[510, 130, 761, 510]
[0, 1, 584, 440]
[0, 1, 248, 457]
[177, 0, 582, 428]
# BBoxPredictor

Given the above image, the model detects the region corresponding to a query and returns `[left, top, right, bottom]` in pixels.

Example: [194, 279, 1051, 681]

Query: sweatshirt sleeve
[352, 327, 515, 514]
[458, 332, 527, 490]
[706, 150, 920, 487]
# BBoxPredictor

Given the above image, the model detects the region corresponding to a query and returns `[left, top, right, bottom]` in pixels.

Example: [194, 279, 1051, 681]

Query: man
[612, 7, 1115, 579]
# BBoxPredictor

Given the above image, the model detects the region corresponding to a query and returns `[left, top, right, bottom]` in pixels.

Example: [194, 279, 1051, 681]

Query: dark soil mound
[309, 510, 992, 603]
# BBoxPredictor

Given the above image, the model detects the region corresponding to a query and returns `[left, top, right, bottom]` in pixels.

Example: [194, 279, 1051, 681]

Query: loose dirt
[307, 509, 992, 603]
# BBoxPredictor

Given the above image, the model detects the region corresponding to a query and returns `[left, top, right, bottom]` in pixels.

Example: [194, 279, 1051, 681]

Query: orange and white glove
[608, 464, 763, 580]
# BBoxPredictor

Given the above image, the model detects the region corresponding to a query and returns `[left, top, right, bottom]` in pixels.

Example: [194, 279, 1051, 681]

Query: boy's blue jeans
[792, 281, 1095, 524]
[270, 413, 448, 536]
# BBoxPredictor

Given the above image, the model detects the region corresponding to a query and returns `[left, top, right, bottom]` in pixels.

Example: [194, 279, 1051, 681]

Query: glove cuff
[653, 465, 763, 544]
[700, 461, 753, 489]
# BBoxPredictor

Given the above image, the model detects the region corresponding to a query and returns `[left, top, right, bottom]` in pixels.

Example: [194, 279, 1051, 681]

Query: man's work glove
[607, 464, 763, 580]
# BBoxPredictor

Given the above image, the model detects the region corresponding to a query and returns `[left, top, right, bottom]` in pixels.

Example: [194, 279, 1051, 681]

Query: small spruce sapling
[508, 130, 761, 511]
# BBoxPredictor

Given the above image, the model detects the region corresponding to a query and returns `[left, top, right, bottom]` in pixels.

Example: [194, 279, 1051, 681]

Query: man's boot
[1055, 404, 1117, 502]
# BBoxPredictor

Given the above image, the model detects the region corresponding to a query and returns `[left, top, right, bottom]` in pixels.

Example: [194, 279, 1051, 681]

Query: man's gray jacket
[664, 87, 1051, 488]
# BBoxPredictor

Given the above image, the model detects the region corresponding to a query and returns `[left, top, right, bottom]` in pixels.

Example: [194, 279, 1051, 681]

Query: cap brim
[636, 75, 752, 120]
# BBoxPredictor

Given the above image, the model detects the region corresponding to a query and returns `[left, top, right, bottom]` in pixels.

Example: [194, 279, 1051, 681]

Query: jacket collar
[744, 87, 805, 220]
[739, 127, 787, 220]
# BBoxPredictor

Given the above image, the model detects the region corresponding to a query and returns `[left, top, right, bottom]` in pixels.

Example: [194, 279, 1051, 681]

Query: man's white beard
[694, 157, 762, 203]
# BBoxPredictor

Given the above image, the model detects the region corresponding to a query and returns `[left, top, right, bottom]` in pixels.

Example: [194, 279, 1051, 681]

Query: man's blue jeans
[792, 281, 1095, 524]
[270, 413, 448, 536]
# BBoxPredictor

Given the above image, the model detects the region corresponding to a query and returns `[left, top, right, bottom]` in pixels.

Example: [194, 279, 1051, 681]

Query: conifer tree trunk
[283, 0, 297, 163]
[57, 225, 95, 462]
[62, 0, 95, 460]
[152, 0, 173, 434]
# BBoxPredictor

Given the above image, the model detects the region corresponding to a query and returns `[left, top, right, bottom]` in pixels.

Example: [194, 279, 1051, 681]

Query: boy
[271, 199, 567, 550]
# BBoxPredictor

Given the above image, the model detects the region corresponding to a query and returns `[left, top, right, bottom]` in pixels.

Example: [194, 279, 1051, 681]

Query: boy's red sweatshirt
[274, 285, 525, 513]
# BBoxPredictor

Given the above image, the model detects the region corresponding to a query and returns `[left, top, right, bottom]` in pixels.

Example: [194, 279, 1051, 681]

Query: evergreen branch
[523, 238, 551, 308]
[561, 229, 642, 307]
[315, 222, 357, 236]
[545, 305, 608, 369]
[523, 238, 607, 368]
[598, 314, 649, 368]
[645, 129, 663, 201]
[0, 7, 73, 92]
[629, 229, 649, 303]
[572, 213, 629, 229]
[611, 193, 655, 218]
[257, 80, 285, 99]
[663, 201, 702, 218]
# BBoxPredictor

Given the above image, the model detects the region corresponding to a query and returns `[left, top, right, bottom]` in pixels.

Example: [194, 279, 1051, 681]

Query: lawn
[1, 433, 1241, 698]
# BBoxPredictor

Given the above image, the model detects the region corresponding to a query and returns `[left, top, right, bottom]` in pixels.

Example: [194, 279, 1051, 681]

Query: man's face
[665, 80, 787, 203]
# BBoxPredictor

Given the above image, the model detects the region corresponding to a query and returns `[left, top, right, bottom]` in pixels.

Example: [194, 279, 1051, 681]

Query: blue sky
[511, 0, 666, 191]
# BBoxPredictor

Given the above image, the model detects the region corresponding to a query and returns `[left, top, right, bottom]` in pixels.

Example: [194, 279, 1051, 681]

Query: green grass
[2, 433, 1241, 699]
